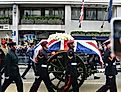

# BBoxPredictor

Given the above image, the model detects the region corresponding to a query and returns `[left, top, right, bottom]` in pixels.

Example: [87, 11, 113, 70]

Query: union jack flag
[79, 0, 84, 28]
[31, 40, 103, 65]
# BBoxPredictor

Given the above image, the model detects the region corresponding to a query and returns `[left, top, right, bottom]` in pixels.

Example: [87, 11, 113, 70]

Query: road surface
[2, 66, 121, 92]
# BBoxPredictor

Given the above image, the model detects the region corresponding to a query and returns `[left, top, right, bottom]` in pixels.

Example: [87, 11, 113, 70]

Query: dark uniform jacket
[35, 49, 48, 76]
[0, 49, 5, 71]
[66, 48, 77, 76]
[103, 49, 118, 76]
[4, 49, 20, 77]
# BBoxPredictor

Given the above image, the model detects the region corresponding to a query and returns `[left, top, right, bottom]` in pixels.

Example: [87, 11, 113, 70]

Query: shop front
[18, 30, 65, 44]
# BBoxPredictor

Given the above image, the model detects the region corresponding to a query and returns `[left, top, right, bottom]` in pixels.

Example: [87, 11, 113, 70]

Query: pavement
[2, 65, 121, 92]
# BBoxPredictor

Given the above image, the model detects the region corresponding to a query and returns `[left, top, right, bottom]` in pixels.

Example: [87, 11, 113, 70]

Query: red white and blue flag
[30, 40, 45, 63]
[79, 0, 84, 27]
[75, 40, 103, 64]
[31, 40, 103, 64]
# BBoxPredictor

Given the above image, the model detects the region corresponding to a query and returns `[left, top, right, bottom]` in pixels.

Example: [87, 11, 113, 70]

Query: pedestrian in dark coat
[29, 41, 55, 92]
[60, 40, 79, 92]
[21, 42, 36, 79]
[2, 42, 23, 92]
[96, 42, 118, 92]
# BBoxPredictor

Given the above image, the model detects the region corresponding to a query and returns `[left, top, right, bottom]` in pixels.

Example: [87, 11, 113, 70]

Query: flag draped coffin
[31, 40, 103, 64]
[75, 40, 103, 64]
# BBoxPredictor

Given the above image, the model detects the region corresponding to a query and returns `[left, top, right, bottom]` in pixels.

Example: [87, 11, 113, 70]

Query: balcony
[20, 16, 64, 25]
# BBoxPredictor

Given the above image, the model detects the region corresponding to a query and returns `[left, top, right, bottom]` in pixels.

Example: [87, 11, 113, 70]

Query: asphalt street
[2, 66, 121, 92]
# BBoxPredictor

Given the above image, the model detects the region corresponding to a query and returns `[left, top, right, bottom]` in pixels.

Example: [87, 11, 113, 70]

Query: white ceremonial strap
[41, 65, 47, 67]
[113, 63, 116, 65]
[105, 63, 108, 66]
[71, 63, 77, 66]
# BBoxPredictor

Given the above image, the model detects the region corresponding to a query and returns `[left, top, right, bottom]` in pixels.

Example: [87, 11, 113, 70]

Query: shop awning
[73, 36, 109, 41]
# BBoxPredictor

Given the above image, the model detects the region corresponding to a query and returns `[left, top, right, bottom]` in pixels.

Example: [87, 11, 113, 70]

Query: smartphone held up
[111, 17, 121, 61]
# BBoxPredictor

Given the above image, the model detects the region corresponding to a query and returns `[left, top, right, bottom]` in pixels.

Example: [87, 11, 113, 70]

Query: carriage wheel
[48, 51, 86, 90]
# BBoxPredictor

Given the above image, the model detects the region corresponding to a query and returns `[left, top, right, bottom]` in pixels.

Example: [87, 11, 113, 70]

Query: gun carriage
[32, 33, 103, 91]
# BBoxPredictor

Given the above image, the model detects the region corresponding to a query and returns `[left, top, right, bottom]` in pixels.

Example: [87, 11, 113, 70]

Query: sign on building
[23, 34, 36, 41]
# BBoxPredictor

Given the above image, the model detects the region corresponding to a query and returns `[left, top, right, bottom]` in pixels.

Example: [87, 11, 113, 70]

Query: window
[97, 8, 107, 20]
[71, 7, 107, 21]
[85, 8, 97, 20]
[71, 7, 80, 20]
[54, 9, 64, 19]
[45, 8, 64, 19]
[0, 10, 4, 16]
[24, 10, 31, 16]
[0, 8, 12, 17]
[22, 8, 64, 19]
[45, 9, 49, 16]
[55, 10, 59, 16]
[24, 9, 41, 16]
[45, 9, 54, 16]
[32, 10, 41, 16]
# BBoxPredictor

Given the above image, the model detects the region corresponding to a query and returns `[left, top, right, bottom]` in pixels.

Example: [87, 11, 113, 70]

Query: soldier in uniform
[0, 40, 8, 75]
[96, 41, 118, 92]
[60, 40, 79, 92]
[0, 48, 5, 92]
[29, 41, 55, 92]
[0, 40, 8, 92]
[2, 42, 23, 92]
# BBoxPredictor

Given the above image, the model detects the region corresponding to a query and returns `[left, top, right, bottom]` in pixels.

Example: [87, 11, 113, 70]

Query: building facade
[0, 0, 121, 44]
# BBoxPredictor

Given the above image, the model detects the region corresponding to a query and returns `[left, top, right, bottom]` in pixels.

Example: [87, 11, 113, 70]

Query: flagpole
[101, 0, 113, 28]
[101, 7, 108, 28]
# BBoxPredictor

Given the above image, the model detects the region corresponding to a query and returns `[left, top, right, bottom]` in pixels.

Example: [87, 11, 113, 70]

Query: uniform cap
[67, 40, 74, 47]
[40, 41, 48, 47]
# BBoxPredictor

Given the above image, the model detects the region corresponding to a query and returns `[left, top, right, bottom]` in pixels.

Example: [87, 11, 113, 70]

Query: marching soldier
[29, 41, 55, 92]
[0, 40, 8, 75]
[60, 40, 79, 92]
[96, 41, 118, 92]
[0, 48, 4, 92]
[0, 40, 8, 92]
[2, 42, 23, 92]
